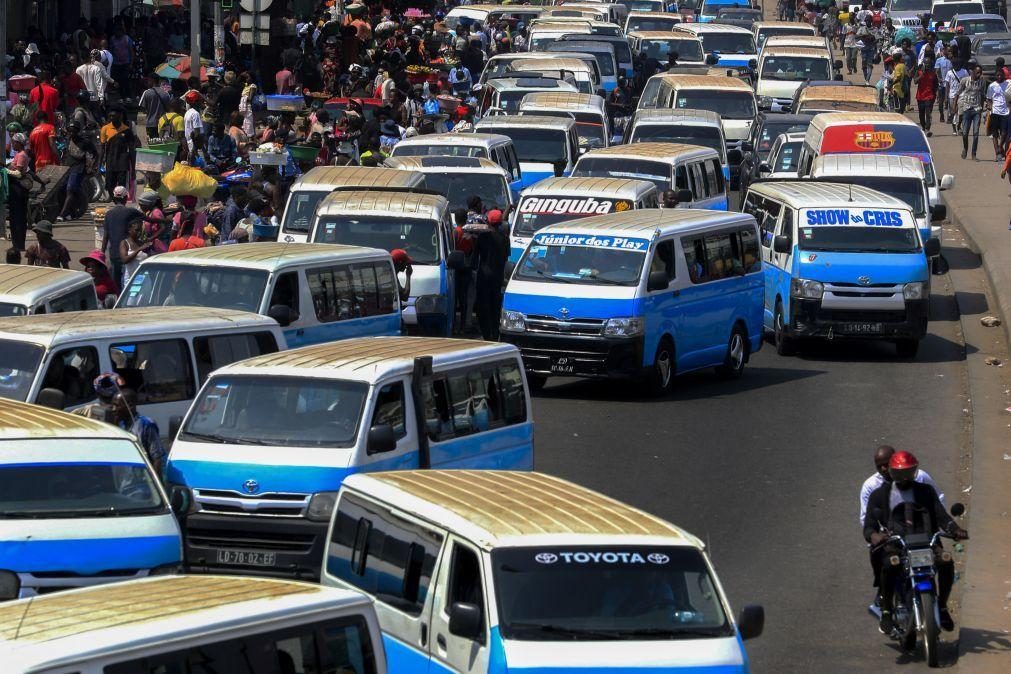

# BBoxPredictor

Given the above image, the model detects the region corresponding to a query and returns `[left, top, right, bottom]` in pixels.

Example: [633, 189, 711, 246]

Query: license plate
[550, 356, 576, 374]
[844, 322, 882, 334]
[216, 549, 276, 567]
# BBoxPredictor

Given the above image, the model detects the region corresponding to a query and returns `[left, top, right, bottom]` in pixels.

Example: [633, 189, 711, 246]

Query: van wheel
[895, 339, 919, 358]
[774, 302, 796, 356]
[527, 373, 547, 392]
[716, 326, 748, 379]
[646, 338, 675, 397]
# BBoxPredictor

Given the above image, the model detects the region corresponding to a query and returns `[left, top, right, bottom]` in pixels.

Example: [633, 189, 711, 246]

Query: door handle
[437, 634, 447, 650]
[420, 622, 428, 647]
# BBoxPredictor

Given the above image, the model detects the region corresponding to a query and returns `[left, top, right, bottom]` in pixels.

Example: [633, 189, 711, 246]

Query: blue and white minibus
[742, 181, 938, 358]
[475, 115, 580, 188]
[168, 337, 534, 580]
[500, 209, 764, 393]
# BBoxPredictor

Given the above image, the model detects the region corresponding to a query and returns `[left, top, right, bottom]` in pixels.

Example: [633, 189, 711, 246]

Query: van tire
[716, 326, 748, 379]
[774, 302, 796, 356]
[895, 339, 919, 358]
[527, 373, 547, 392]
[646, 338, 675, 397]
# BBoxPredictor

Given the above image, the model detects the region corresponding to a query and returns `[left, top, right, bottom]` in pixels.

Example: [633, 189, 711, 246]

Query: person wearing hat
[80, 250, 120, 304]
[72, 372, 126, 423]
[467, 208, 510, 341]
[183, 90, 204, 153]
[379, 118, 403, 154]
[5, 132, 44, 251]
[101, 185, 174, 282]
[138, 74, 171, 141]
[391, 249, 413, 304]
[25, 221, 70, 269]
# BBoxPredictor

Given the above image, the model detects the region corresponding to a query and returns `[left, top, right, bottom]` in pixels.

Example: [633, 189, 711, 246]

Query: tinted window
[50, 285, 97, 313]
[447, 544, 486, 644]
[0, 302, 27, 316]
[111, 339, 195, 404]
[307, 263, 398, 324]
[371, 382, 407, 439]
[120, 264, 269, 311]
[314, 219, 441, 265]
[673, 90, 755, 120]
[0, 340, 44, 402]
[422, 361, 527, 442]
[574, 157, 672, 191]
[43, 346, 100, 407]
[649, 240, 676, 283]
[327, 493, 443, 616]
[193, 332, 279, 382]
[283, 190, 327, 233]
[268, 271, 300, 315]
[630, 125, 725, 160]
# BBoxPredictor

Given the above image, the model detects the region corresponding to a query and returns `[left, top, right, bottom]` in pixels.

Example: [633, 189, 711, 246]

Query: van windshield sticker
[519, 197, 632, 216]
[802, 209, 908, 227]
[533, 233, 649, 250]
[534, 551, 671, 565]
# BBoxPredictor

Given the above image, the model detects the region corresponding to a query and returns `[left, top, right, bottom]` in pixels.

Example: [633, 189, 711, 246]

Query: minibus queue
[0, 3, 960, 673]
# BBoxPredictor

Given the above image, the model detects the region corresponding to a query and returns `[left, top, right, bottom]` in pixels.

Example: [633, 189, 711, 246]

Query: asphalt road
[530, 225, 974, 671]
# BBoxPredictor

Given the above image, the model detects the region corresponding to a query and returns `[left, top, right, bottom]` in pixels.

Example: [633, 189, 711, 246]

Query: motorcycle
[868, 502, 966, 667]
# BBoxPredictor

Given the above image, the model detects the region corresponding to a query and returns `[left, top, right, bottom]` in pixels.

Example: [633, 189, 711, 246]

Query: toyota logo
[559, 307, 570, 319]
[242, 479, 260, 494]
[858, 276, 872, 286]
[535, 552, 558, 564]
[647, 553, 670, 565]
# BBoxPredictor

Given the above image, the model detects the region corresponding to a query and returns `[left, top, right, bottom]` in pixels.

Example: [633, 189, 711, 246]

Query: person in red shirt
[28, 110, 58, 170]
[915, 61, 940, 137]
[59, 61, 86, 111]
[168, 214, 206, 252]
[275, 67, 295, 95]
[79, 250, 121, 305]
[28, 69, 59, 124]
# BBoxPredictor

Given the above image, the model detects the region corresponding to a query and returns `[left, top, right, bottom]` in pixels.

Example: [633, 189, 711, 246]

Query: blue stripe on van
[0, 534, 180, 573]
[383, 633, 433, 672]
[284, 314, 401, 348]
[503, 292, 638, 320]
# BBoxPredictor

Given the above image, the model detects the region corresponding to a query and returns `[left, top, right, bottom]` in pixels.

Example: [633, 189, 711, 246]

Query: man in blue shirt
[114, 388, 166, 481]
[207, 123, 238, 171]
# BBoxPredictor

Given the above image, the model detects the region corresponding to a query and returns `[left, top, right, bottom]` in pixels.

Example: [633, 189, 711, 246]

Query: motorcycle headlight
[790, 278, 824, 300]
[0, 570, 19, 600]
[415, 294, 447, 315]
[500, 310, 526, 332]
[307, 491, 340, 523]
[903, 282, 926, 300]
[602, 317, 645, 337]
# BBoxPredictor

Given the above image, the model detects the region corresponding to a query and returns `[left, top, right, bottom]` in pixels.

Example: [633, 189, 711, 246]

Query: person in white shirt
[76, 49, 115, 106]
[183, 91, 204, 154]
[449, 64, 472, 96]
[985, 68, 1011, 161]
[945, 62, 968, 134]
[934, 46, 953, 123]
[859, 445, 944, 526]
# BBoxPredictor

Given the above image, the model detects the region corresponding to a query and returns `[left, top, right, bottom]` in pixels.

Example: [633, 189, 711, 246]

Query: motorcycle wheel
[86, 175, 108, 203]
[919, 592, 940, 667]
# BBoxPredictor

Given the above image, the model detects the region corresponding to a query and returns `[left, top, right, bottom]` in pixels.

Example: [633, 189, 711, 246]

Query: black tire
[774, 302, 796, 356]
[716, 325, 748, 379]
[646, 338, 675, 397]
[527, 373, 547, 392]
[895, 339, 920, 358]
[920, 592, 940, 667]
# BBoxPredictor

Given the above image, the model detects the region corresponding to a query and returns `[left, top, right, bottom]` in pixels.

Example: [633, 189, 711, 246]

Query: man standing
[985, 67, 1010, 161]
[27, 69, 59, 125]
[77, 49, 115, 114]
[955, 64, 986, 160]
[25, 221, 70, 269]
[183, 91, 204, 154]
[945, 58, 968, 134]
[467, 209, 510, 341]
[137, 75, 171, 141]
[28, 110, 58, 170]
[934, 46, 952, 123]
[108, 24, 134, 98]
[100, 108, 136, 194]
[101, 186, 172, 282]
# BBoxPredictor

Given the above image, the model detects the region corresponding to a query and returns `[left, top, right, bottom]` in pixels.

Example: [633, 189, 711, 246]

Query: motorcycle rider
[859, 445, 944, 525]
[863, 451, 967, 635]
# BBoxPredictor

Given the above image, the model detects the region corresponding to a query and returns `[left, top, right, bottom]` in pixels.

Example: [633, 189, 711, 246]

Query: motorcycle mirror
[950, 502, 965, 517]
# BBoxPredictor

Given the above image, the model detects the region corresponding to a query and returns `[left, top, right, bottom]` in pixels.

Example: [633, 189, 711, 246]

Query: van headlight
[501, 310, 526, 332]
[602, 317, 644, 337]
[307, 491, 340, 522]
[903, 282, 927, 300]
[416, 295, 447, 315]
[0, 570, 20, 600]
[790, 278, 824, 300]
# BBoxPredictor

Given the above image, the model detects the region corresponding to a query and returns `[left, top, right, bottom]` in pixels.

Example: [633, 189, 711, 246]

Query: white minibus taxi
[0, 307, 284, 434]
[480, 75, 580, 116]
[510, 176, 659, 261]
[628, 30, 707, 66]
[475, 115, 580, 188]
[0, 265, 98, 315]
[2, 576, 386, 674]
[673, 23, 758, 68]
[280, 166, 426, 244]
[384, 156, 513, 213]
[625, 108, 733, 182]
[753, 19, 818, 51]
[390, 132, 524, 197]
[118, 243, 401, 348]
[323, 470, 764, 673]
[168, 337, 534, 580]
[0, 401, 181, 600]
[756, 47, 841, 113]
[518, 91, 610, 150]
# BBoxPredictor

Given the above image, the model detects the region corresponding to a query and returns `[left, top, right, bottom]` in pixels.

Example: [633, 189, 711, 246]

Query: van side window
[704, 231, 737, 280]
[422, 361, 527, 442]
[779, 209, 794, 246]
[649, 240, 676, 281]
[708, 158, 725, 193]
[375, 263, 398, 314]
[703, 161, 719, 196]
[371, 382, 407, 439]
[193, 332, 279, 382]
[321, 616, 380, 674]
[688, 163, 707, 198]
[681, 236, 709, 284]
[748, 197, 781, 248]
[674, 165, 690, 191]
[50, 286, 98, 313]
[42, 347, 100, 407]
[110, 339, 194, 404]
[268, 272, 300, 314]
[447, 543, 486, 644]
[739, 227, 762, 273]
[307, 265, 362, 322]
[327, 494, 443, 617]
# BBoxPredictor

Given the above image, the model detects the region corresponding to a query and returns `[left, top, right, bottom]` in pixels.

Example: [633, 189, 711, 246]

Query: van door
[266, 270, 307, 346]
[428, 537, 490, 674]
[642, 239, 679, 370]
[358, 378, 423, 472]
[769, 207, 796, 324]
[744, 193, 783, 328]
[109, 337, 197, 435]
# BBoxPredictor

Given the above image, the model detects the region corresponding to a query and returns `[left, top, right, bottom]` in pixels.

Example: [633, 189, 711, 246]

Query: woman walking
[119, 221, 152, 287]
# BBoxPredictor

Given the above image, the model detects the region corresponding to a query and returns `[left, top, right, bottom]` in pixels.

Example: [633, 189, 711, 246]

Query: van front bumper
[500, 332, 644, 378]
[182, 513, 326, 581]
[788, 298, 929, 340]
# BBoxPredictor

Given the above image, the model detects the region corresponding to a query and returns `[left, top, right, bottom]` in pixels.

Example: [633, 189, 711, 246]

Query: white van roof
[520, 176, 656, 199]
[343, 470, 702, 549]
[384, 156, 510, 178]
[747, 181, 912, 210]
[519, 91, 605, 112]
[631, 107, 722, 127]
[0, 306, 278, 350]
[579, 141, 718, 162]
[138, 243, 390, 272]
[216, 336, 520, 384]
[1, 576, 372, 672]
[0, 265, 93, 307]
[536, 208, 756, 240]
[805, 111, 917, 147]
[476, 115, 578, 133]
[650, 73, 754, 91]
[811, 153, 925, 179]
[675, 22, 755, 35]
[760, 46, 832, 59]
[393, 132, 513, 149]
[315, 191, 449, 219]
[0, 399, 135, 441]
[290, 165, 424, 190]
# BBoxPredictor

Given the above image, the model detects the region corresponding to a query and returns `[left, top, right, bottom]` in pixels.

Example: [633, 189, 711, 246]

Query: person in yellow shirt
[157, 99, 186, 142]
[892, 60, 907, 113]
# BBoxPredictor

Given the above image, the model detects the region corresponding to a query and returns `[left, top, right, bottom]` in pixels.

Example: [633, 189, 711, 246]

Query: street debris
[985, 357, 1004, 367]
[981, 316, 1002, 327]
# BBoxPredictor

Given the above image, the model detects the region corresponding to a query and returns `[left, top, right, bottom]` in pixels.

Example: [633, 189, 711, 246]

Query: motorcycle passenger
[863, 451, 967, 635]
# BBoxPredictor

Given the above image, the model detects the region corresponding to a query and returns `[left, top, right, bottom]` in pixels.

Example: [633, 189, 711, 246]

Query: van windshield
[757, 27, 815, 47]
[492, 546, 732, 641]
[0, 302, 27, 317]
[641, 39, 705, 62]
[516, 240, 646, 286]
[628, 18, 682, 32]
[0, 340, 44, 402]
[798, 226, 921, 253]
[422, 173, 511, 212]
[933, 3, 982, 22]
[761, 56, 831, 81]
[314, 217, 441, 264]
[575, 158, 672, 191]
[181, 376, 368, 448]
[528, 111, 607, 149]
[393, 145, 487, 159]
[889, 0, 930, 10]
[817, 177, 927, 218]
[498, 128, 569, 165]
[630, 125, 726, 160]
[283, 190, 328, 233]
[514, 196, 635, 236]
[623, 0, 665, 11]
[699, 32, 756, 55]
[674, 90, 755, 120]
[119, 265, 269, 311]
[0, 453, 165, 518]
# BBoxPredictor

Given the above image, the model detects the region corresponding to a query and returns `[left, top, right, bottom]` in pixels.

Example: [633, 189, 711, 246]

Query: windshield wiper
[527, 269, 577, 284]
[507, 622, 623, 640]
[586, 276, 631, 286]
[180, 430, 229, 444]
[614, 626, 730, 639]
[2, 508, 120, 518]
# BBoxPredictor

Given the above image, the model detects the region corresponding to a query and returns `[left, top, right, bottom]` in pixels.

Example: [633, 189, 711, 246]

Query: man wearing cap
[25, 221, 70, 269]
[465, 209, 510, 341]
[72, 373, 125, 424]
[183, 91, 204, 153]
[391, 249, 413, 305]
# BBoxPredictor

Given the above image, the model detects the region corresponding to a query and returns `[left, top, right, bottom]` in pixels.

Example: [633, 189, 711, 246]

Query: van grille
[187, 528, 317, 554]
[526, 315, 604, 336]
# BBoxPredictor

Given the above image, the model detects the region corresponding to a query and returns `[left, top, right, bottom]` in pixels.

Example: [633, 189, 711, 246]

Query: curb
[947, 206, 1011, 350]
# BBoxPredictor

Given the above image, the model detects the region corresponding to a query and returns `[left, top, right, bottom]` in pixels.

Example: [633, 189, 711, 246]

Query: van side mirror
[924, 238, 941, 257]
[950, 502, 965, 517]
[773, 235, 791, 254]
[367, 424, 398, 454]
[726, 149, 742, 164]
[169, 486, 191, 517]
[940, 174, 955, 190]
[37, 387, 65, 410]
[758, 161, 772, 174]
[447, 250, 466, 271]
[737, 605, 764, 640]
[268, 304, 299, 328]
[741, 141, 754, 153]
[675, 188, 693, 203]
[647, 270, 670, 292]
[448, 601, 483, 641]
[930, 204, 947, 222]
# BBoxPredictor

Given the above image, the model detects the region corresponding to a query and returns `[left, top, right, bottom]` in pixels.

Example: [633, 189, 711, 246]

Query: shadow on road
[956, 625, 1011, 657]
[790, 332, 972, 364]
[942, 246, 982, 272]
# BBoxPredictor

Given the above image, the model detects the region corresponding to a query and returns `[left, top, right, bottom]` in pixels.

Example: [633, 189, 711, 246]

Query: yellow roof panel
[0, 400, 133, 440]
[0, 265, 91, 297]
[799, 87, 880, 105]
[761, 47, 832, 58]
[655, 74, 753, 90]
[582, 141, 714, 160]
[293, 166, 422, 189]
[315, 190, 448, 217]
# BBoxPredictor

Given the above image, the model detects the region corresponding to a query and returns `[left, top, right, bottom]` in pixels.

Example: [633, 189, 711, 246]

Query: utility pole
[191, 0, 201, 79]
